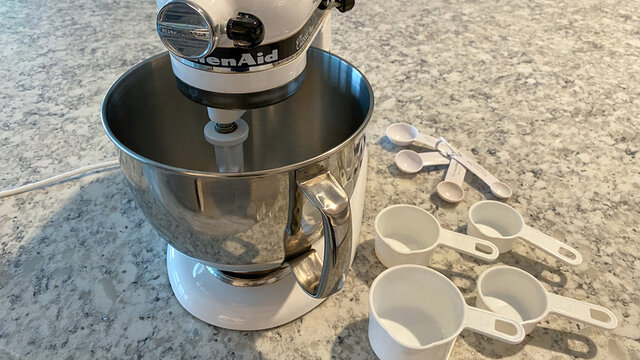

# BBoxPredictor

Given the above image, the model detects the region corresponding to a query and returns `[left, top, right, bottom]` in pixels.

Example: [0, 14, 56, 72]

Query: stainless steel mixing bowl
[102, 48, 374, 298]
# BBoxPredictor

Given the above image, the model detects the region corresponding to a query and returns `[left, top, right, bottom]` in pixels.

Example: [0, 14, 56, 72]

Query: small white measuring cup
[369, 265, 525, 360]
[467, 201, 582, 265]
[375, 205, 499, 268]
[476, 266, 618, 334]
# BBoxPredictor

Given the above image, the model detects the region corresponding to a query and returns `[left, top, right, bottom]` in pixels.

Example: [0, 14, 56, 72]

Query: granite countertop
[1, 0, 639, 358]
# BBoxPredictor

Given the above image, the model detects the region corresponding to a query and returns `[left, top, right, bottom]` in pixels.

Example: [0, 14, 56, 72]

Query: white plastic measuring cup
[375, 205, 499, 268]
[395, 150, 450, 174]
[386, 123, 440, 149]
[467, 201, 583, 265]
[476, 266, 618, 334]
[369, 265, 525, 360]
[437, 160, 466, 203]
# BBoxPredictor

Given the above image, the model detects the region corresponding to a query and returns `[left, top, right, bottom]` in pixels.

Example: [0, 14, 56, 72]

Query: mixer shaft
[204, 108, 248, 173]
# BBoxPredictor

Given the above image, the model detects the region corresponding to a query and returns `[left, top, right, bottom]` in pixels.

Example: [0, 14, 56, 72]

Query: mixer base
[166, 245, 324, 330]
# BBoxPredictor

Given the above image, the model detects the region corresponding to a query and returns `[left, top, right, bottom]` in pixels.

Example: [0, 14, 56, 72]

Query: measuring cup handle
[438, 229, 500, 262]
[547, 293, 618, 330]
[464, 306, 526, 344]
[415, 133, 440, 150]
[519, 226, 583, 265]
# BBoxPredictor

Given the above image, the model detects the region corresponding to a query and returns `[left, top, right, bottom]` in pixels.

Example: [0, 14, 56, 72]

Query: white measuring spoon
[434, 138, 512, 199]
[437, 160, 467, 203]
[447, 153, 512, 199]
[386, 123, 440, 149]
[395, 150, 450, 174]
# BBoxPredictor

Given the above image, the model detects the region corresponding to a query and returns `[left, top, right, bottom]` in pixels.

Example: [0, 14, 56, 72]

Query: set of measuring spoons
[387, 123, 512, 202]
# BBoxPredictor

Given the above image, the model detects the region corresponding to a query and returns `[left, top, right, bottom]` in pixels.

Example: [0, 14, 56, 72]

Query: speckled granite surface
[1, 0, 639, 358]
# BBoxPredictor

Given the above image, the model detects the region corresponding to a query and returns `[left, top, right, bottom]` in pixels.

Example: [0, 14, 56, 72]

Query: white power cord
[0, 160, 119, 199]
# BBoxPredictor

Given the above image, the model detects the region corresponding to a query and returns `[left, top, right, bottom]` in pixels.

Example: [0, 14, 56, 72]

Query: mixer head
[155, 0, 355, 110]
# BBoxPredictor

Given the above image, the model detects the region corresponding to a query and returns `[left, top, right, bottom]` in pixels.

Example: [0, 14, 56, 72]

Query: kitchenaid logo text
[195, 49, 278, 67]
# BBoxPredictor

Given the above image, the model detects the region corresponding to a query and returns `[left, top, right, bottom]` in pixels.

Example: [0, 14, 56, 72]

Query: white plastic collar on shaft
[204, 119, 249, 147]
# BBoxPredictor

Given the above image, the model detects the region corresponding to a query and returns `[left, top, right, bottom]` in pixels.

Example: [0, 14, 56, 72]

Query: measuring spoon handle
[451, 154, 500, 184]
[451, 155, 512, 199]
[519, 226, 583, 265]
[547, 293, 618, 330]
[438, 229, 500, 261]
[415, 133, 441, 150]
[444, 159, 466, 184]
[419, 152, 451, 167]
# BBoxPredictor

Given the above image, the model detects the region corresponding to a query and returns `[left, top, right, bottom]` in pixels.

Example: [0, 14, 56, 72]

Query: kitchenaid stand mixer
[102, 0, 372, 330]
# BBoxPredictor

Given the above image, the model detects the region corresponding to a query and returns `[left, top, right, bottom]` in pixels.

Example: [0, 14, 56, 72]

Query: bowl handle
[289, 171, 352, 298]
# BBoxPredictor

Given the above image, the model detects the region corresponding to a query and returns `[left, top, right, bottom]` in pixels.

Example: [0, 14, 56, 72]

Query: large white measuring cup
[476, 266, 618, 334]
[467, 201, 582, 265]
[369, 265, 525, 360]
[375, 205, 499, 268]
